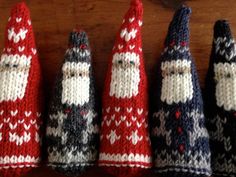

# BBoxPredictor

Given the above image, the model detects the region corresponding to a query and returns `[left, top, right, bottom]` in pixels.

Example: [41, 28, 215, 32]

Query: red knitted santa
[98, 0, 152, 176]
[0, 2, 43, 177]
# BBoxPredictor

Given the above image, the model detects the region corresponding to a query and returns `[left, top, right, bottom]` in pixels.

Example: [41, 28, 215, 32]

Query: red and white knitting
[0, 2, 43, 177]
[98, 0, 152, 176]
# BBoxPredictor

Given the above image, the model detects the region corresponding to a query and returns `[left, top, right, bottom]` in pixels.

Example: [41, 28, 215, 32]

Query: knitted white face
[161, 59, 193, 105]
[109, 52, 140, 98]
[62, 62, 90, 106]
[214, 62, 236, 111]
[0, 54, 31, 102]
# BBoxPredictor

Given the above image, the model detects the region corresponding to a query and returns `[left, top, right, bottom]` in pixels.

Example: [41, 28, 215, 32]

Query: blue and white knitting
[151, 6, 212, 177]
[46, 30, 99, 176]
[204, 20, 236, 177]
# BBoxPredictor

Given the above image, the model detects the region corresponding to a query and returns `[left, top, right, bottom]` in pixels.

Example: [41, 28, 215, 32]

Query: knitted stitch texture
[46, 30, 99, 177]
[98, 0, 152, 177]
[151, 6, 212, 177]
[204, 20, 236, 177]
[0, 2, 43, 177]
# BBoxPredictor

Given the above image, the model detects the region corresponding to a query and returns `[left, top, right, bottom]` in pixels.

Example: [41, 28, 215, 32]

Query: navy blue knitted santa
[151, 6, 212, 177]
[46, 30, 99, 176]
[204, 20, 236, 176]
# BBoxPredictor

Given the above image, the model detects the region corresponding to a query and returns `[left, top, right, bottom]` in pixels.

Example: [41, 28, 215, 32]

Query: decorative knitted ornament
[0, 2, 43, 177]
[151, 6, 212, 177]
[98, 0, 152, 177]
[46, 30, 99, 176]
[204, 20, 236, 177]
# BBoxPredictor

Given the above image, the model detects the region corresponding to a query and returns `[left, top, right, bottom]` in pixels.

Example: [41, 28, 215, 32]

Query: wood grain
[0, 0, 235, 176]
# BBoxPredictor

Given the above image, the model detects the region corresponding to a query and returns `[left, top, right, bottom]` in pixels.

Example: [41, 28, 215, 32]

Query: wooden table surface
[0, 0, 235, 176]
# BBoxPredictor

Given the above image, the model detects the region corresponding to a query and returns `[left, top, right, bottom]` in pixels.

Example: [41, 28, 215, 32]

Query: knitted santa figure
[204, 20, 236, 176]
[98, 0, 152, 176]
[46, 30, 99, 176]
[151, 6, 212, 177]
[0, 2, 43, 177]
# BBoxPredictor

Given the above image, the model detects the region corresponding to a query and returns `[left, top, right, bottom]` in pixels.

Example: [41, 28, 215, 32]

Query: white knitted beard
[61, 62, 90, 106]
[0, 54, 31, 102]
[214, 63, 236, 111]
[109, 52, 140, 98]
[161, 60, 193, 105]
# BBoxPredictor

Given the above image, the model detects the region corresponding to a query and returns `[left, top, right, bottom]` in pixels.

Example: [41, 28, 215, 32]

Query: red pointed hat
[99, 0, 152, 176]
[0, 2, 43, 177]
[103, 0, 146, 106]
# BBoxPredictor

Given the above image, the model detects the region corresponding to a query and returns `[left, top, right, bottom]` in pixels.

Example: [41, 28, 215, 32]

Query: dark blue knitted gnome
[46, 30, 99, 176]
[151, 6, 212, 177]
[205, 20, 236, 177]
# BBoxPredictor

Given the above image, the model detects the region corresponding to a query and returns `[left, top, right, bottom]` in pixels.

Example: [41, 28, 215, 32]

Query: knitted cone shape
[151, 7, 212, 177]
[205, 20, 236, 176]
[0, 2, 43, 177]
[98, 0, 152, 176]
[46, 30, 99, 176]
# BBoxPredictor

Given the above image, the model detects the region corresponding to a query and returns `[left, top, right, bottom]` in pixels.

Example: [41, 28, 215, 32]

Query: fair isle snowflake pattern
[0, 2, 43, 177]
[98, 0, 152, 177]
[151, 6, 212, 177]
[46, 30, 99, 176]
[205, 20, 236, 177]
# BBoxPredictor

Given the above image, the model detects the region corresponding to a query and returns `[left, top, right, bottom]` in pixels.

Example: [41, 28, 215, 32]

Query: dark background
[0, 0, 235, 176]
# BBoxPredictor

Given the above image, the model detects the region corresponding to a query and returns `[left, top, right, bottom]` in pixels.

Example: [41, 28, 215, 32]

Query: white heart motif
[16, 17, 22, 23]
[121, 116, 126, 121]
[115, 107, 120, 112]
[127, 108, 132, 113]
[137, 108, 143, 115]
[25, 111, 32, 117]
[118, 45, 123, 50]
[31, 48, 37, 55]
[9, 123, 17, 130]
[131, 116, 137, 121]
[30, 119, 36, 124]
[18, 119, 25, 124]
[18, 46, 25, 52]
[3, 118, 10, 123]
[129, 45, 135, 50]
[138, 20, 143, 26]
[11, 110, 18, 116]
[129, 17, 135, 23]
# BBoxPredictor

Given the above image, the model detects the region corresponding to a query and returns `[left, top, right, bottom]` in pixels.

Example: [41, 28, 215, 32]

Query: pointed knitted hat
[46, 30, 99, 176]
[98, 0, 152, 177]
[205, 20, 236, 176]
[0, 2, 43, 177]
[151, 6, 212, 177]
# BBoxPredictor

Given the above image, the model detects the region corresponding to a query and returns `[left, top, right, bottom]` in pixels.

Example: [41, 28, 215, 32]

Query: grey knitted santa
[46, 30, 99, 176]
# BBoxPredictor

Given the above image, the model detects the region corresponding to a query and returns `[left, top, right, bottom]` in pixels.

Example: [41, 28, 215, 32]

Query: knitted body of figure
[151, 7, 212, 177]
[46, 30, 99, 176]
[0, 2, 43, 177]
[98, 0, 152, 177]
[205, 20, 236, 177]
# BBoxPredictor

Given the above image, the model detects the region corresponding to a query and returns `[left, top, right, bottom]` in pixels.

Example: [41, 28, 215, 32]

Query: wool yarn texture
[151, 6, 212, 177]
[204, 20, 236, 177]
[98, 0, 152, 176]
[0, 2, 43, 177]
[46, 30, 99, 176]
